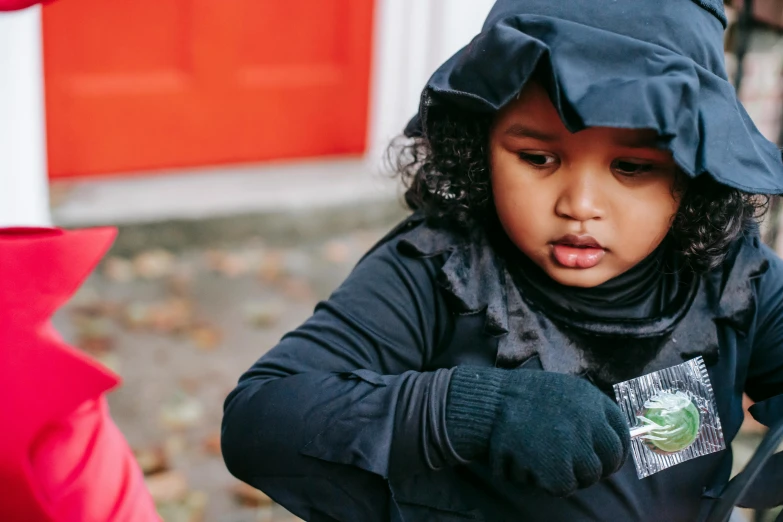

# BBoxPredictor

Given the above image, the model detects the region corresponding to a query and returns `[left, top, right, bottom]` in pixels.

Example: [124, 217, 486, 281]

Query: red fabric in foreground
[31, 397, 161, 522]
[0, 0, 52, 10]
[0, 227, 160, 521]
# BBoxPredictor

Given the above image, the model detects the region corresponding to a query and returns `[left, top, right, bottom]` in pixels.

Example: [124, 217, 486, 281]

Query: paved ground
[51, 219, 775, 522]
[53, 223, 390, 522]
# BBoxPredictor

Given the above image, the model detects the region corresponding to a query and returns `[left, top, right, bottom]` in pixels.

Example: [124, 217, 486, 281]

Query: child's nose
[553, 168, 605, 222]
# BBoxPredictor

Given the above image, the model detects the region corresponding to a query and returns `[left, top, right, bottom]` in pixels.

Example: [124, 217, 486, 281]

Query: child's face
[490, 82, 681, 288]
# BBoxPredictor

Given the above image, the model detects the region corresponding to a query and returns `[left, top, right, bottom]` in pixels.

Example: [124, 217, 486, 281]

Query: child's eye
[518, 152, 557, 167]
[613, 160, 655, 176]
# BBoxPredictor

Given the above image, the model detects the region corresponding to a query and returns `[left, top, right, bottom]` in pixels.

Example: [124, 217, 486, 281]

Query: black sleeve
[220, 239, 466, 521]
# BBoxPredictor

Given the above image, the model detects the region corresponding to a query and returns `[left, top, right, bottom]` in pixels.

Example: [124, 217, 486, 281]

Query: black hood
[406, 0, 783, 194]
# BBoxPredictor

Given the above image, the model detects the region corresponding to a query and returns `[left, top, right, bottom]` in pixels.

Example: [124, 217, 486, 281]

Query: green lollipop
[633, 391, 701, 454]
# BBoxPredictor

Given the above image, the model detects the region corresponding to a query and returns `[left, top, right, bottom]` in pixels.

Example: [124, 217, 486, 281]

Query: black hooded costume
[221, 1, 783, 520]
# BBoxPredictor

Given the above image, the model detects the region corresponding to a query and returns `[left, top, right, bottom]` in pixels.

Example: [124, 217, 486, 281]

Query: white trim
[0, 6, 51, 227]
[366, 0, 494, 170]
[434, 0, 496, 61]
[366, 0, 432, 168]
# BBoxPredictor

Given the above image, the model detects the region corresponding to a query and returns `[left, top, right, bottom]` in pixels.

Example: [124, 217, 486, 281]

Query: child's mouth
[551, 235, 606, 269]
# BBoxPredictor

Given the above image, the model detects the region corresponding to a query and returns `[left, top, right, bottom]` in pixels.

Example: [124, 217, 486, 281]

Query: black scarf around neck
[488, 226, 693, 325]
[511, 240, 683, 320]
[397, 215, 766, 387]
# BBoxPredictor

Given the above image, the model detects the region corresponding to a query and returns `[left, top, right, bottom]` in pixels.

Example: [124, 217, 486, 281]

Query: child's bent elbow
[220, 385, 261, 482]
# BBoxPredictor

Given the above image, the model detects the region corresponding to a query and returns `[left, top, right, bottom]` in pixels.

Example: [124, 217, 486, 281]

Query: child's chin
[544, 264, 615, 288]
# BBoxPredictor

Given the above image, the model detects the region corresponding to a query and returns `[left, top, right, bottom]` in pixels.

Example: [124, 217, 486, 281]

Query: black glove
[445, 365, 631, 497]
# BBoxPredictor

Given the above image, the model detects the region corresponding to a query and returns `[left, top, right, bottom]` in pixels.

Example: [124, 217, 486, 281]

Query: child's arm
[222, 238, 629, 519]
[221, 240, 458, 520]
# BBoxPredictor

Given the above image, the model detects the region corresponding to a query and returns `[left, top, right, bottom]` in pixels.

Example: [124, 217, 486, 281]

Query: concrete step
[50, 158, 410, 255]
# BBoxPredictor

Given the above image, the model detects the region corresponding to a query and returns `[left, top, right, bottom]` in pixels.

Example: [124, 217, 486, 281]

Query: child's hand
[446, 366, 630, 497]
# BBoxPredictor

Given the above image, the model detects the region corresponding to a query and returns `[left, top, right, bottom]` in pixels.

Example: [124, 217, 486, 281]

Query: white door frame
[366, 0, 495, 167]
[0, 5, 51, 227]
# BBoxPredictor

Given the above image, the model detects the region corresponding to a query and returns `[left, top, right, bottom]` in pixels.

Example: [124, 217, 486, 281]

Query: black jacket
[221, 217, 783, 521]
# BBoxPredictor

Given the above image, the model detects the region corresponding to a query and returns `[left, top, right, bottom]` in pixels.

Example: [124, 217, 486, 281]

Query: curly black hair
[391, 107, 769, 273]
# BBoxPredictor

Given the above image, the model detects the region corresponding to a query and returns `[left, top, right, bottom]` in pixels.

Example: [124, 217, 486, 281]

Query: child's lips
[550, 235, 606, 269]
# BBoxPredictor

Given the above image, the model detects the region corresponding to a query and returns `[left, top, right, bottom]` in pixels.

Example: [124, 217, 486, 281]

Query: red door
[42, 1, 375, 179]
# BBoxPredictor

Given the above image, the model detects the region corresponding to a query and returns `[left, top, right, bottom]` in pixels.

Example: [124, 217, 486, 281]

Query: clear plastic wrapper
[613, 356, 725, 479]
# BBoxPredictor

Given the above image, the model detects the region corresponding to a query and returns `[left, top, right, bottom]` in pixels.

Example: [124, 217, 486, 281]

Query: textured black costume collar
[491, 230, 689, 324]
[398, 218, 769, 388]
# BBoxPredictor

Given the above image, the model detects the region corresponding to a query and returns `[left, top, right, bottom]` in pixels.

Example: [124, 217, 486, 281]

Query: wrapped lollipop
[629, 391, 701, 454]
[614, 357, 725, 479]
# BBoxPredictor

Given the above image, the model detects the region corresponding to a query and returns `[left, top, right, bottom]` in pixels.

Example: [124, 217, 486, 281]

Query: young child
[222, 0, 783, 520]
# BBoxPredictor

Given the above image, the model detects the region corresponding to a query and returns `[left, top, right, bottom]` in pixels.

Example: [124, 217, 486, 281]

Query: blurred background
[0, 0, 781, 521]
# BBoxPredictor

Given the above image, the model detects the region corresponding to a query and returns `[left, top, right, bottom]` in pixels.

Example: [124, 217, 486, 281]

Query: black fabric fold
[397, 221, 768, 388]
[406, 0, 783, 195]
[504, 238, 682, 320]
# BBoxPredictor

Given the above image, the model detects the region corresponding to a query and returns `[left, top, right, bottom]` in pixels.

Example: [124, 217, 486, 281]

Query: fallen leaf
[78, 335, 113, 355]
[122, 298, 194, 334]
[70, 298, 119, 320]
[133, 446, 169, 476]
[156, 490, 207, 522]
[133, 249, 176, 280]
[177, 377, 201, 394]
[148, 298, 193, 334]
[238, 247, 265, 269]
[232, 481, 273, 508]
[243, 300, 285, 328]
[258, 250, 285, 283]
[145, 470, 189, 504]
[322, 240, 351, 264]
[164, 435, 187, 459]
[73, 310, 113, 330]
[216, 253, 249, 278]
[280, 278, 314, 301]
[189, 323, 222, 350]
[160, 391, 204, 430]
[122, 302, 151, 330]
[204, 249, 226, 271]
[103, 256, 135, 283]
[203, 433, 222, 456]
[166, 271, 194, 298]
[74, 316, 115, 355]
[183, 491, 208, 522]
